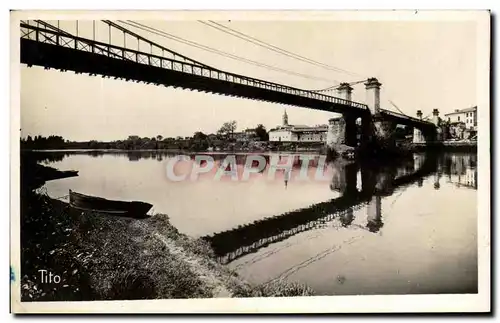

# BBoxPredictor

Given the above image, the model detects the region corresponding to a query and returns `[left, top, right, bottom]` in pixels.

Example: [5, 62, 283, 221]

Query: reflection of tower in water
[339, 207, 354, 227]
[284, 168, 291, 189]
[433, 172, 441, 190]
[413, 153, 425, 172]
[366, 195, 383, 233]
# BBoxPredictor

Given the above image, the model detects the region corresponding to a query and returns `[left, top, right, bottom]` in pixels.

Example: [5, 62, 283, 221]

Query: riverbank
[20, 165, 314, 301]
[22, 138, 477, 157]
[410, 141, 477, 153]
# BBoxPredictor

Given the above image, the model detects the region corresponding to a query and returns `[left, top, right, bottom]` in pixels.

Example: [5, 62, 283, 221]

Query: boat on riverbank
[69, 190, 153, 218]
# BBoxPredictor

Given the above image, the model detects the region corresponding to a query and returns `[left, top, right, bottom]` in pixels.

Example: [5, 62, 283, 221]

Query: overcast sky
[21, 18, 478, 141]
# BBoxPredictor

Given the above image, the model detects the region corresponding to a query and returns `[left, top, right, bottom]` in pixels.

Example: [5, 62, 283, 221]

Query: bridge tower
[364, 78, 381, 115]
[326, 83, 357, 152]
[432, 108, 440, 126]
[336, 82, 353, 101]
[338, 83, 357, 148]
[432, 108, 443, 142]
[365, 78, 396, 148]
[413, 110, 426, 143]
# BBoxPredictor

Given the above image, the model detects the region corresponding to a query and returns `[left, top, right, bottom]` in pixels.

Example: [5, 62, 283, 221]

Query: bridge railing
[20, 22, 369, 111]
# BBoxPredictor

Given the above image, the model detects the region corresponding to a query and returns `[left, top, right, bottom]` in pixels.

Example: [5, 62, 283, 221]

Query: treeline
[21, 135, 66, 150]
[20, 122, 271, 152]
[20, 133, 269, 152]
[21, 135, 218, 151]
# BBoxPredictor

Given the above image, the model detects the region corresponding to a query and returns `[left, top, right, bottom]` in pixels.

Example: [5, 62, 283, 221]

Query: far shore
[22, 140, 477, 155]
[23, 147, 326, 154]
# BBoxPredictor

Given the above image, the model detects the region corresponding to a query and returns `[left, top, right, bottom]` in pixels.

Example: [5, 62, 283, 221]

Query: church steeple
[283, 109, 288, 126]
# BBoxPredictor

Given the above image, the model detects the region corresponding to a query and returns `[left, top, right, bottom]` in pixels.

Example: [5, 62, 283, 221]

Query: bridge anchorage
[325, 77, 439, 159]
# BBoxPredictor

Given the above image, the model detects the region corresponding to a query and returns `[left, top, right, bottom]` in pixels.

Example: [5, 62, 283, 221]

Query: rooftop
[269, 124, 328, 132]
[444, 106, 477, 116]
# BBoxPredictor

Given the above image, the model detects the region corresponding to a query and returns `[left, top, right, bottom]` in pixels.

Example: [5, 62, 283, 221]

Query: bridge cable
[388, 100, 434, 124]
[198, 20, 364, 78]
[308, 79, 368, 93]
[310, 84, 340, 92]
[119, 20, 339, 84]
[388, 100, 410, 116]
[102, 20, 212, 68]
[422, 112, 433, 120]
[121, 20, 338, 83]
[29, 20, 132, 62]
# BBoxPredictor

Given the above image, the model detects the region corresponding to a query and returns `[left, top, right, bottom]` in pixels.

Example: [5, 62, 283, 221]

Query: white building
[268, 109, 328, 143]
[444, 106, 477, 130]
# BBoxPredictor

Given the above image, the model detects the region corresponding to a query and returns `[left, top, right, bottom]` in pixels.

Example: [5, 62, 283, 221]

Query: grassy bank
[20, 188, 314, 301]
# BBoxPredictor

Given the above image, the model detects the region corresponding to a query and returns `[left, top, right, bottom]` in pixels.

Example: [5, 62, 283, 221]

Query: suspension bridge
[19, 20, 439, 149]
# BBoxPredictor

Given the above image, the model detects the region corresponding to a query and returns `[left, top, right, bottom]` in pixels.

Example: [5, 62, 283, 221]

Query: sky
[20, 18, 479, 141]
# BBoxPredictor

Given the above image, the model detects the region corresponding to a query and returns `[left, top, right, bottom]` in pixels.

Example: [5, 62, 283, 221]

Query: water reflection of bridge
[203, 153, 477, 264]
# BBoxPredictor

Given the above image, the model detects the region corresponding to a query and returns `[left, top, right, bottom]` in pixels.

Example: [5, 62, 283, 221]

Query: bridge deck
[20, 22, 437, 129]
[379, 109, 435, 129]
[20, 23, 370, 115]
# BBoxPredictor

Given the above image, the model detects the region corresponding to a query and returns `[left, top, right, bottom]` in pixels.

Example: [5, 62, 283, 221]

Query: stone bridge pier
[326, 114, 357, 148]
[326, 77, 398, 155]
[326, 82, 358, 150]
[327, 77, 437, 155]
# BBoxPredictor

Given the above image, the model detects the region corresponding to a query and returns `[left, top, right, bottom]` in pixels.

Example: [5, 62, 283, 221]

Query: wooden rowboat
[69, 190, 153, 218]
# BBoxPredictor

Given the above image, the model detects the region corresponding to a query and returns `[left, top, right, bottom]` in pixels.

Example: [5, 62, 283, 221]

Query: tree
[193, 131, 208, 141]
[255, 124, 269, 141]
[191, 131, 209, 151]
[156, 135, 163, 141]
[217, 121, 237, 139]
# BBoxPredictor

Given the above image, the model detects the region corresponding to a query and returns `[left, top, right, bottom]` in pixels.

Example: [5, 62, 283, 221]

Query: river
[37, 150, 477, 295]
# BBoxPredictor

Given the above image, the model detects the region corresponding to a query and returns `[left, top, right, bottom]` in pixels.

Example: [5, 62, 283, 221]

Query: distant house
[207, 133, 218, 141]
[268, 110, 328, 143]
[444, 106, 477, 130]
[231, 129, 259, 142]
[243, 128, 258, 139]
[268, 125, 328, 143]
[444, 106, 477, 140]
[232, 132, 248, 142]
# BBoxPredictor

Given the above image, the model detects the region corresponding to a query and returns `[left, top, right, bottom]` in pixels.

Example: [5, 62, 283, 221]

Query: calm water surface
[40, 150, 477, 295]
